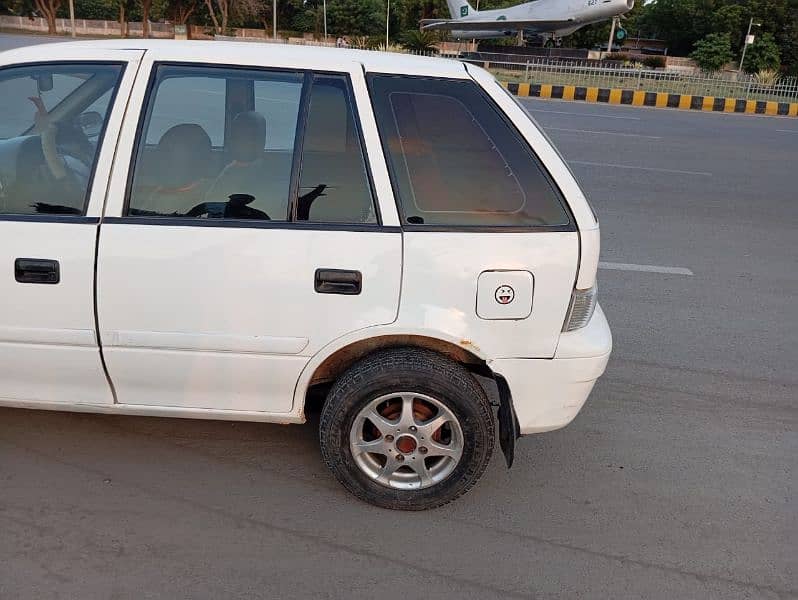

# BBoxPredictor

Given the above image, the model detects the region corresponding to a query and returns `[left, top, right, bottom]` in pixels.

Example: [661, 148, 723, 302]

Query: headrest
[157, 123, 212, 188]
[229, 111, 267, 163]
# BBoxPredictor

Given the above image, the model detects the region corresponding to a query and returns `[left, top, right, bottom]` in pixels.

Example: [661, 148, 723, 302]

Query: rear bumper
[490, 304, 611, 435]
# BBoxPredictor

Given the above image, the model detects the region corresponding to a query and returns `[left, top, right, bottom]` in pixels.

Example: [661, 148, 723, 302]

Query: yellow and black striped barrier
[501, 82, 798, 117]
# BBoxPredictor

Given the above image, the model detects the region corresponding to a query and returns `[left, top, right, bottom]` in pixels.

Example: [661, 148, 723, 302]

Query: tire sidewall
[321, 352, 493, 510]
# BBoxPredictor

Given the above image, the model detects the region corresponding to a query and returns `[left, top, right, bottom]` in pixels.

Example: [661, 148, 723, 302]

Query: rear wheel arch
[296, 333, 492, 415]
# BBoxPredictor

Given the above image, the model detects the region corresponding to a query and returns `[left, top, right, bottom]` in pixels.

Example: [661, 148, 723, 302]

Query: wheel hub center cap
[395, 435, 417, 454]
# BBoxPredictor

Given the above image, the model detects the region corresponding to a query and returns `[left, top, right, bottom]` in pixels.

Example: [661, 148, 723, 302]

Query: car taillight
[562, 284, 597, 332]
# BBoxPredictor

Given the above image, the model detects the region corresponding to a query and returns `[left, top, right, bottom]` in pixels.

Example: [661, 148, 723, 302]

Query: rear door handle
[15, 258, 60, 284]
[315, 268, 362, 295]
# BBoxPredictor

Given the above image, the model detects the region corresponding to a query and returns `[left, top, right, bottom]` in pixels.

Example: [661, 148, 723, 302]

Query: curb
[501, 82, 798, 117]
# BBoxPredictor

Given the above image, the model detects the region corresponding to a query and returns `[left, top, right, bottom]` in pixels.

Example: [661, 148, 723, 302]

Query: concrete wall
[0, 15, 174, 38]
[0, 16, 317, 43]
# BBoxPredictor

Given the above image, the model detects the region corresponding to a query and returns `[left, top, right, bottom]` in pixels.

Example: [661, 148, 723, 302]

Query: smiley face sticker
[494, 285, 515, 305]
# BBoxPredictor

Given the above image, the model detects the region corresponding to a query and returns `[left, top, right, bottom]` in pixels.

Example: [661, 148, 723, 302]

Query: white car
[0, 40, 610, 509]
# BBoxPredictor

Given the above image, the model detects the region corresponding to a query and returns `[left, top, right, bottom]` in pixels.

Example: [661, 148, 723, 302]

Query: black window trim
[0, 60, 127, 222]
[0, 214, 100, 224]
[365, 72, 577, 233]
[122, 61, 385, 230]
[287, 72, 313, 221]
[101, 216, 400, 233]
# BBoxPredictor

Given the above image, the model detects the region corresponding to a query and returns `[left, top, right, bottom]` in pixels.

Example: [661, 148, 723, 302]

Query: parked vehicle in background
[0, 40, 610, 509]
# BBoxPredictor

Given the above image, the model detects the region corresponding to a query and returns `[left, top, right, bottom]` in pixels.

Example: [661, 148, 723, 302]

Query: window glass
[254, 79, 302, 150]
[368, 75, 570, 227]
[497, 81, 597, 224]
[145, 76, 226, 146]
[297, 75, 376, 224]
[0, 63, 123, 216]
[128, 65, 303, 221]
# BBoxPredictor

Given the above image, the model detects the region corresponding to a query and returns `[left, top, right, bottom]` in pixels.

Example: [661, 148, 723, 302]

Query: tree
[140, 0, 152, 36]
[638, 0, 710, 56]
[690, 32, 733, 71]
[238, 0, 282, 34]
[203, 0, 229, 33]
[711, 4, 745, 40]
[394, 0, 444, 34]
[743, 32, 782, 72]
[400, 29, 438, 52]
[781, 8, 798, 75]
[633, 0, 797, 74]
[118, 0, 130, 36]
[66, 0, 119, 19]
[327, 0, 383, 36]
[33, 0, 61, 33]
[291, 4, 320, 34]
[168, 0, 199, 25]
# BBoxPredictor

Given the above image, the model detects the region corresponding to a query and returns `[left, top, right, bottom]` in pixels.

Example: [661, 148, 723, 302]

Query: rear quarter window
[367, 74, 571, 228]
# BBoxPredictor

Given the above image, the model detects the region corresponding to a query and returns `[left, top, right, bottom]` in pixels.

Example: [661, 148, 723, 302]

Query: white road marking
[599, 261, 694, 275]
[777, 129, 798, 133]
[546, 127, 662, 139]
[569, 160, 712, 177]
[526, 108, 641, 120]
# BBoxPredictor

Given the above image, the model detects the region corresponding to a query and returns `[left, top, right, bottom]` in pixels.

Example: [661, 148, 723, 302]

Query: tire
[319, 347, 495, 510]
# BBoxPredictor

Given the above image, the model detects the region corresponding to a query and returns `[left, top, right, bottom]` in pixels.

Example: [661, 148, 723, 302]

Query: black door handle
[15, 258, 60, 284]
[315, 268, 361, 295]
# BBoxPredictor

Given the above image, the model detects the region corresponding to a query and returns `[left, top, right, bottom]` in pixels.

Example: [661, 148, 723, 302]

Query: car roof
[6, 39, 469, 78]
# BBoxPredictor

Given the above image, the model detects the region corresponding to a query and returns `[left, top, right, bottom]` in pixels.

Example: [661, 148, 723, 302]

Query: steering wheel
[184, 194, 270, 220]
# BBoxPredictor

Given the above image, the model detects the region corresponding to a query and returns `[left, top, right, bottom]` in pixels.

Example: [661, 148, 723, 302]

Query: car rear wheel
[319, 347, 494, 510]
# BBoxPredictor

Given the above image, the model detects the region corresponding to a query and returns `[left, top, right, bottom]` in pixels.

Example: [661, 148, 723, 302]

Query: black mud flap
[495, 374, 520, 468]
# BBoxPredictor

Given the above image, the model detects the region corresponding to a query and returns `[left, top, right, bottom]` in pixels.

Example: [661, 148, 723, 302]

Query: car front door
[97, 53, 401, 414]
[0, 48, 142, 405]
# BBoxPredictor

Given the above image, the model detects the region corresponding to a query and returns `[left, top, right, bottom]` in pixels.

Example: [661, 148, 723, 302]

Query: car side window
[367, 75, 570, 227]
[0, 63, 124, 216]
[128, 65, 304, 221]
[297, 75, 376, 224]
[127, 65, 376, 225]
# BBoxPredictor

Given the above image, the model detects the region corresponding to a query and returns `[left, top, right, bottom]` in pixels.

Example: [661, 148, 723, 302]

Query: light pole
[385, 0, 390, 47]
[738, 17, 760, 72]
[273, 0, 278, 39]
[606, 16, 617, 55]
[323, 0, 327, 41]
[68, 0, 76, 37]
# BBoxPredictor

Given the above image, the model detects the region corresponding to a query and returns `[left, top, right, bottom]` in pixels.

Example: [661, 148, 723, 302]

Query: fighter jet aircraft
[421, 0, 634, 43]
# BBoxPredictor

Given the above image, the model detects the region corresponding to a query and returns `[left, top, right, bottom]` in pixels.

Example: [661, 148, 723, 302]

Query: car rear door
[0, 47, 142, 405]
[96, 50, 402, 414]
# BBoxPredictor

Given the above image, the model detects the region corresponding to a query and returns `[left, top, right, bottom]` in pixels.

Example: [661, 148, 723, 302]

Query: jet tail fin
[445, 0, 477, 19]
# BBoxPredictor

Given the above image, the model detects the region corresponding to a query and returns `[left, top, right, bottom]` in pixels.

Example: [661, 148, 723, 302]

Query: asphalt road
[1, 35, 796, 599]
[0, 32, 64, 51]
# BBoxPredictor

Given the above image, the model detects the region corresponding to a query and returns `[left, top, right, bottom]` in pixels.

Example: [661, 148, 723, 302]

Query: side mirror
[77, 111, 103, 137]
[35, 73, 53, 92]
